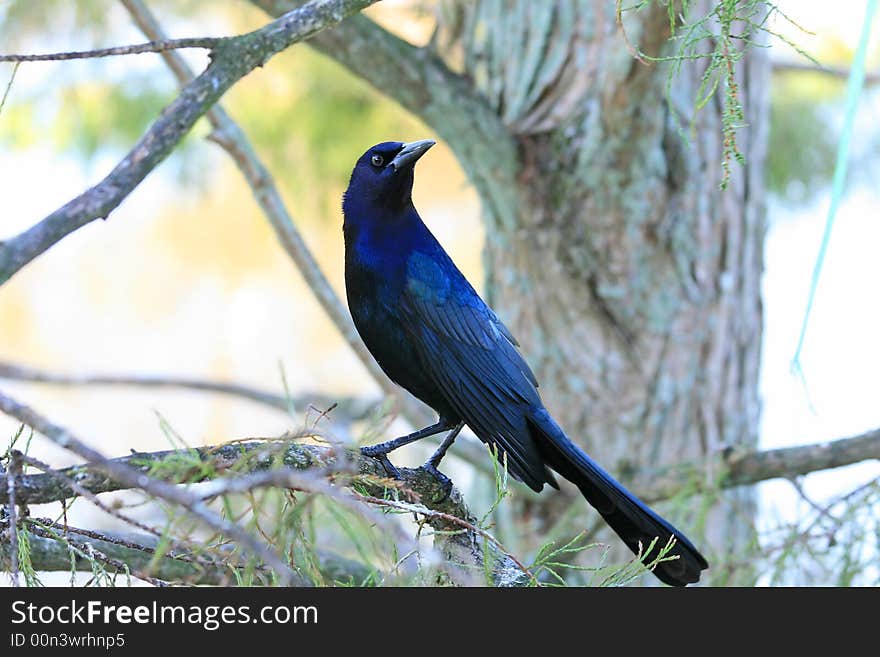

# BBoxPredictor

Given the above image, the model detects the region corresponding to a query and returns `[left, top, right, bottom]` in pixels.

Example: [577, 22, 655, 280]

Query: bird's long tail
[526, 408, 708, 586]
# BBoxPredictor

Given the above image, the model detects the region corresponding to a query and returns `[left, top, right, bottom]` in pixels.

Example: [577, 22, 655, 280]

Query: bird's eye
[371, 154, 384, 167]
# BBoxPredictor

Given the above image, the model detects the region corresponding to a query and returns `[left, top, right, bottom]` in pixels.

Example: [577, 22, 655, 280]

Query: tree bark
[433, 1, 769, 583]
[249, 0, 770, 583]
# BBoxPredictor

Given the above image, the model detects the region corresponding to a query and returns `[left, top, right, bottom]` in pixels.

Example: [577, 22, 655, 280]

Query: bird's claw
[360, 446, 402, 480]
[419, 463, 453, 502]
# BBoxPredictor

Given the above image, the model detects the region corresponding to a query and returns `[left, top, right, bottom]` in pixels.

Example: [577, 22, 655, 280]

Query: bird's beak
[390, 139, 436, 171]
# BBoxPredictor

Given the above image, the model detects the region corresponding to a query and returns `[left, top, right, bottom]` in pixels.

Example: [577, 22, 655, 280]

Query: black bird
[342, 139, 708, 586]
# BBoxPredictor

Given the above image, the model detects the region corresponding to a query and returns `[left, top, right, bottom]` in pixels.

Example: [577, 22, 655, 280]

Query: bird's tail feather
[526, 409, 708, 586]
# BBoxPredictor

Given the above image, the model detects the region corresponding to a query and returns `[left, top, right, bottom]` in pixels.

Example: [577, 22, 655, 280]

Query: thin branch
[0, 524, 375, 585]
[0, 358, 497, 477]
[0, 38, 221, 63]
[0, 417, 526, 584]
[0, 0, 379, 287]
[0, 359, 379, 421]
[0, 62, 20, 116]
[0, 389, 302, 585]
[11, 454, 382, 584]
[772, 59, 880, 85]
[631, 427, 880, 503]
[119, 0, 431, 429]
[5, 411, 880, 584]
[27, 519, 169, 586]
[17, 452, 245, 576]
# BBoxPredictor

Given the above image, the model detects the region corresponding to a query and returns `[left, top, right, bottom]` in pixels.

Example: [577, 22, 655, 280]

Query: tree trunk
[436, 1, 769, 583]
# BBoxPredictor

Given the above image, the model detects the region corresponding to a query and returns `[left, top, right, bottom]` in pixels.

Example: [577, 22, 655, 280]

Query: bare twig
[27, 520, 169, 586]
[0, 0, 379, 286]
[0, 360, 379, 421]
[3, 415, 879, 519]
[119, 0, 431, 429]
[631, 427, 880, 503]
[0, 62, 20, 116]
[772, 59, 880, 85]
[0, 389, 301, 584]
[190, 465, 427, 564]
[0, 38, 221, 63]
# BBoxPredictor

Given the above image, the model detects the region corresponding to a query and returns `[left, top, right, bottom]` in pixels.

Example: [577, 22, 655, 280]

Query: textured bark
[246, 0, 769, 583]
[433, 1, 768, 583]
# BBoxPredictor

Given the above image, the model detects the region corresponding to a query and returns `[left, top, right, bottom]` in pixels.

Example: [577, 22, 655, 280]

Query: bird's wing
[397, 251, 552, 490]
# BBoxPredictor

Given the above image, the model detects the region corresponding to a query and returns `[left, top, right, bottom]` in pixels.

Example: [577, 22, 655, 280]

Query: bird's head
[343, 139, 435, 215]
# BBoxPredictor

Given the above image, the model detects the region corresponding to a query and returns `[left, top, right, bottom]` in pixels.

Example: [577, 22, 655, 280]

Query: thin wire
[791, 0, 878, 380]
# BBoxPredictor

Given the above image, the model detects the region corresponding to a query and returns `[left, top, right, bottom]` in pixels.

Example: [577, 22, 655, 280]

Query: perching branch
[4, 388, 880, 586]
[0, 358, 496, 476]
[118, 0, 431, 429]
[4, 420, 878, 513]
[0, 0, 379, 287]
[0, 390, 530, 586]
[0, 38, 221, 63]
[0, 389, 300, 585]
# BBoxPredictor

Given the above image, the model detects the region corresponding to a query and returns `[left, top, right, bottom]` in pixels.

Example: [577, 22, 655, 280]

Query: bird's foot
[360, 446, 402, 480]
[419, 462, 453, 502]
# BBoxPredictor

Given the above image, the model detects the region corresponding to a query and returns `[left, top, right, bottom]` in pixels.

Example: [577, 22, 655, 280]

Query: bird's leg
[360, 420, 453, 479]
[419, 422, 465, 500]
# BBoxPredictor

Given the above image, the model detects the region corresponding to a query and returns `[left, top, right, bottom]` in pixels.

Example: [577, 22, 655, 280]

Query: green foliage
[15, 527, 42, 587]
[0, 1, 427, 219]
[618, 0, 816, 189]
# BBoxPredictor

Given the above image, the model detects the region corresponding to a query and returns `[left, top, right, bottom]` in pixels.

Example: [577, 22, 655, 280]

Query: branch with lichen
[0, 0, 380, 287]
[3, 382, 879, 586]
[0, 37, 221, 63]
[0, 389, 531, 586]
[0, 521, 374, 586]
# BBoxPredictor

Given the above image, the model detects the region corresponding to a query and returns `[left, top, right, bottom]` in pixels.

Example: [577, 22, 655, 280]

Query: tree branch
[0, 358, 499, 477]
[0, 359, 380, 421]
[0, 38, 221, 62]
[630, 427, 880, 503]
[0, 0, 379, 287]
[118, 0, 431, 430]
[772, 59, 880, 85]
[0, 523, 372, 585]
[0, 391, 529, 585]
[4, 390, 879, 585]
[5, 422, 877, 512]
[0, 389, 300, 584]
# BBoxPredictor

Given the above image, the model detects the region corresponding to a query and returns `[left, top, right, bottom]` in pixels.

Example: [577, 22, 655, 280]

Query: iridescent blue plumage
[342, 140, 708, 586]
